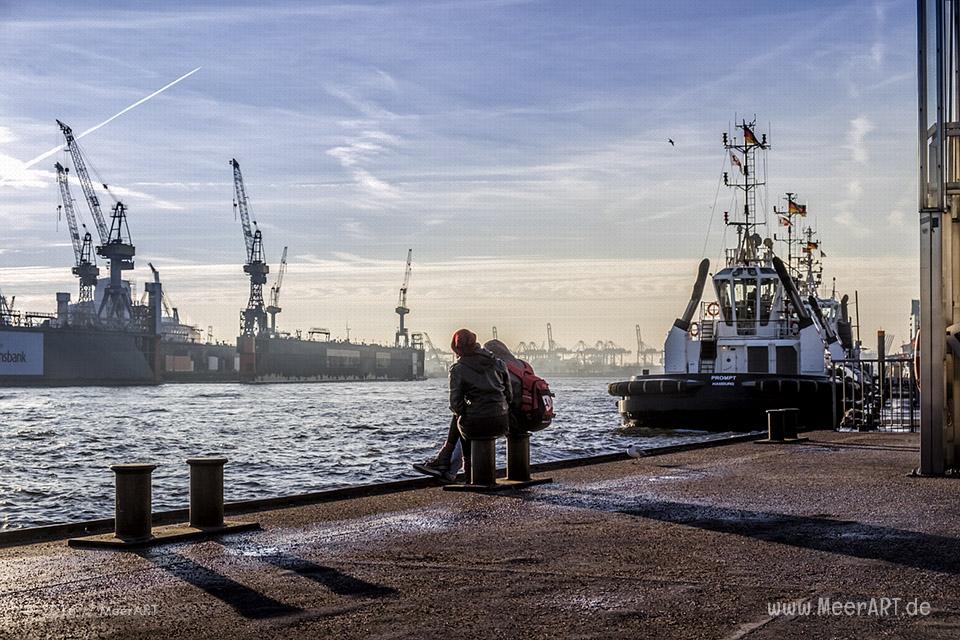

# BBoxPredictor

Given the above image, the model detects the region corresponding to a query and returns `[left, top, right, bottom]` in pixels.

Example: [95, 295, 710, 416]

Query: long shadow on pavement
[142, 552, 302, 620]
[257, 553, 397, 598]
[515, 486, 960, 575]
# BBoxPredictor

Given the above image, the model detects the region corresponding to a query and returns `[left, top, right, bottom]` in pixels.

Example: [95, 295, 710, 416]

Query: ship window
[747, 346, 768, 373]
[734, 279, 758, 335]
[717, 280, 734, 326]
[759, 279, 777, 325]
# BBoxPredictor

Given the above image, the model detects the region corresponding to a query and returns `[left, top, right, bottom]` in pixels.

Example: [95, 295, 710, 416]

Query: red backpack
[505, 361, 555, 431]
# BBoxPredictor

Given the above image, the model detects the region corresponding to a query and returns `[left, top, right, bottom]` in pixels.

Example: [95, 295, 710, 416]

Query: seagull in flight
[668, 138, 675, 146]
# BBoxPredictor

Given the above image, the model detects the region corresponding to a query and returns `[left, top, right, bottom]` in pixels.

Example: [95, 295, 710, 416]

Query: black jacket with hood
[449, 347, 512, 419]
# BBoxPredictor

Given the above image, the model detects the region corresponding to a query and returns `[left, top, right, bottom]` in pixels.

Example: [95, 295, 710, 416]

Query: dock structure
[0, 432, 957, 638]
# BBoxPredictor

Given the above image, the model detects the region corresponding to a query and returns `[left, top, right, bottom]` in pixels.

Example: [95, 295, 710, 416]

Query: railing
[830, 357, 917, 432]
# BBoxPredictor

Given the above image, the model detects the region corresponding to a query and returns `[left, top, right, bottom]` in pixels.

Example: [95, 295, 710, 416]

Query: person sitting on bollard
[414, 329, 511, 482]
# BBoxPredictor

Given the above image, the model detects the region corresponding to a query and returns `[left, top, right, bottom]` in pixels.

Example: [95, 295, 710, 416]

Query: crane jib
[57, 120, 110, 245]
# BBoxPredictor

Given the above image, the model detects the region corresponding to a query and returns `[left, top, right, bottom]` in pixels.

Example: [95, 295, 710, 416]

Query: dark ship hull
[159, 340, 239, 382]
[609, 373, 840, 432]
[0, 325, 159, 387]
[237, 335, 424, 383]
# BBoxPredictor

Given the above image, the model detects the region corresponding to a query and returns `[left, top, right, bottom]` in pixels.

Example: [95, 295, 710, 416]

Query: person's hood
[458, 347, 498, 372]
[483, 339, 520, 367]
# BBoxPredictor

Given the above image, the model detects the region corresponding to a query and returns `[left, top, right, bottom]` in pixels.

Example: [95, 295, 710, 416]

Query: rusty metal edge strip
[0, 432, 761, 548]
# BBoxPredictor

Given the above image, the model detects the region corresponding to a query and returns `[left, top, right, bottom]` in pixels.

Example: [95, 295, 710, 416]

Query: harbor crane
[0, 287, 11, 325]
[54, 163, 99, 307]
[266, 245, 288, 335]
[395, 249, 412, 348]
[230, 159, 269, 337]
[57, 120, 135, 324]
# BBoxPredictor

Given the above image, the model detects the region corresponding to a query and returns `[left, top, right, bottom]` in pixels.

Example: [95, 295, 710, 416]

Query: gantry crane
[54, 163, 99, 308]
[395, 249, 412, 348]
[266, 245, 287, 335]
[230, 159, 269, 337]
[57, 120, 135, 324]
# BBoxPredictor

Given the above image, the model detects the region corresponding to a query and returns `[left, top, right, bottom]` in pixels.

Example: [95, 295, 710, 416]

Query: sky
[0, 0, 919, 352]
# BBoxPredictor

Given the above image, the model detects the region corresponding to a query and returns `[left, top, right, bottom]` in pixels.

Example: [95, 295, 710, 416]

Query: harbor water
[0, 377, 737, 530]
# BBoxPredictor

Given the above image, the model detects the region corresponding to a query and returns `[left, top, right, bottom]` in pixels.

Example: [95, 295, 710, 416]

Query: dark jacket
[483, 339, 524, 413]
[449, 348, 512, 418]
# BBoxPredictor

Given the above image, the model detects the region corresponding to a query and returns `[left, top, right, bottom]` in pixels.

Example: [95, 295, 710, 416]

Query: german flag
[806, 241, 819, 252]
[788, 201, 807, 215]
[744, 125, 759, 146]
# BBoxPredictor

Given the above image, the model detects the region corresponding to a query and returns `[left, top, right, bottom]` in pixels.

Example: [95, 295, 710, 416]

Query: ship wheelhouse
[712, 266, 783, 338]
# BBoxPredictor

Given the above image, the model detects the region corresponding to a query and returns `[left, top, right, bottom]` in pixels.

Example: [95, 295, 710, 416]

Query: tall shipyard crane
[230, 159, 270, 337]
[57, 120, 135, 324]
[395, 249, 412, 348]
[54, 163, 99, 307]
[266, 245, 287, 335]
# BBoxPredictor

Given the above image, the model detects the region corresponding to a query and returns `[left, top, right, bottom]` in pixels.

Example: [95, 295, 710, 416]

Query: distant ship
[608, 121, 859, 432]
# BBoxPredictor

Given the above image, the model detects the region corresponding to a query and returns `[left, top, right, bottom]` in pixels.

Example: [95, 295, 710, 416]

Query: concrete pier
[1, 431, 958, 639]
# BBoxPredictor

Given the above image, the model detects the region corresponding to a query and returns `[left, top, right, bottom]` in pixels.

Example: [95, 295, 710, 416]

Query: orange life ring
[706, 302, 720, 317]
[690, 322, 700, 337]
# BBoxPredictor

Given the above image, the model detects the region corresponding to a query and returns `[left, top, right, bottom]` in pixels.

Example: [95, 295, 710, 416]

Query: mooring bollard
[111, 463, 157, 542]
[507, 432, 532, 482]
[470, 438, 498, 486]
[186, 457, 227, 528]
[781, 408, 799, 440]
[766, 409, 786, 442]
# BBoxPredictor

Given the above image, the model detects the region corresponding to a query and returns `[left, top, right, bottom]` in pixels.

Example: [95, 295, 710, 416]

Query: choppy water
[0, 377, 732, 529]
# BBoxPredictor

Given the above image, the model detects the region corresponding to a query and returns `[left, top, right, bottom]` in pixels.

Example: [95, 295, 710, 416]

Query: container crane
[230, 159, 269, 337]
[55, 163, 99, 307]
[57, 120, 135, 324]
[266, 245, 287, 335]
[395, 249, 412, 348]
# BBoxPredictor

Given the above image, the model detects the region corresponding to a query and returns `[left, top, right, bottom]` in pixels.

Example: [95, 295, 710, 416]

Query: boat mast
[722, 119, 768, 265]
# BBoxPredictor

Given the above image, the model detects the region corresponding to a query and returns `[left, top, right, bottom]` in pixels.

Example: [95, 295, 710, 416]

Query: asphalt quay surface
[0, 431, 956, 639]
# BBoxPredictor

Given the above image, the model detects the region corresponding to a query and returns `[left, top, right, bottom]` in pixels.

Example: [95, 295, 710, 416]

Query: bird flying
[668, 138, 675, 146]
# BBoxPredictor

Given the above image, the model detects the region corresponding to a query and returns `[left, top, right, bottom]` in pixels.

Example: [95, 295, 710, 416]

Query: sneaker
[412, 459, 451, 480]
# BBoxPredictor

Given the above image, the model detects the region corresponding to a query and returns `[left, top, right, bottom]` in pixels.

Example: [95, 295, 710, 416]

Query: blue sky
[0, 0, 919, 350]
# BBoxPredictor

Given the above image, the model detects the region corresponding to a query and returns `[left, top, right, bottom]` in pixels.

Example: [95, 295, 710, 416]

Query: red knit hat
[451, 328, 478, 357]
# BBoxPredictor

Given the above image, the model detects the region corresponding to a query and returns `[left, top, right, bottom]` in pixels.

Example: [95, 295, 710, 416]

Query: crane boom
[230, 159, 255, 262]
[54, 163, 83, 265]
[57, 120, 109, 244]
[270, 246, 288, 308]
[398, 248, 412, 308]
[395, 249, 412, 347]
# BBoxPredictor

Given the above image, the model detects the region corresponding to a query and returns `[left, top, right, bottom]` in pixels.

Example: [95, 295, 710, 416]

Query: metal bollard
[507, 432, 532, 482]
[781, 408, 799, 440]
[111, 464, 157, 542]
[186, 457, 227, 528]
[470, 438, 497, 486]
[766, 409, 785, 442]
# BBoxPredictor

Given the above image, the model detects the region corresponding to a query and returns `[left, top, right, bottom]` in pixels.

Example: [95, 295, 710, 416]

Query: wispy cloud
[847, 116, 874, 164]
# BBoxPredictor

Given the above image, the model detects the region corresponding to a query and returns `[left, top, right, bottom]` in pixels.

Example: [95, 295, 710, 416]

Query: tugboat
[608, 120, 856, 431]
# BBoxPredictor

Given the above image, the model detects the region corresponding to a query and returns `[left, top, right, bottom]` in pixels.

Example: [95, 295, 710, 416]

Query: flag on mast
[730, 153, 743, 173]
[743, 125, 759, 146]
[778, 215, 792, 227]
[788, 201, 807, 215]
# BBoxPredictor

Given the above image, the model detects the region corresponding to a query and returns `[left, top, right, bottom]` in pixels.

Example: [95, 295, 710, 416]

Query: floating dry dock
[0, 432, 958, 639]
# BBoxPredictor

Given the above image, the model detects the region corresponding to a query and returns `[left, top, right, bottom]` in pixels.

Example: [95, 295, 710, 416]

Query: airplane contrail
[22, 66, 202, 170]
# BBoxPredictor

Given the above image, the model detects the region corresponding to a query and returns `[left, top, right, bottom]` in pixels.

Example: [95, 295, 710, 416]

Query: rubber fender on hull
[608, 379, 704, 396]
[755, 378, 826, 394]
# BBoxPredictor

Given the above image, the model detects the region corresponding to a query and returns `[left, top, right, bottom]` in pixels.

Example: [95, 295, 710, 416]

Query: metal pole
[919, 0, 947, 474]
